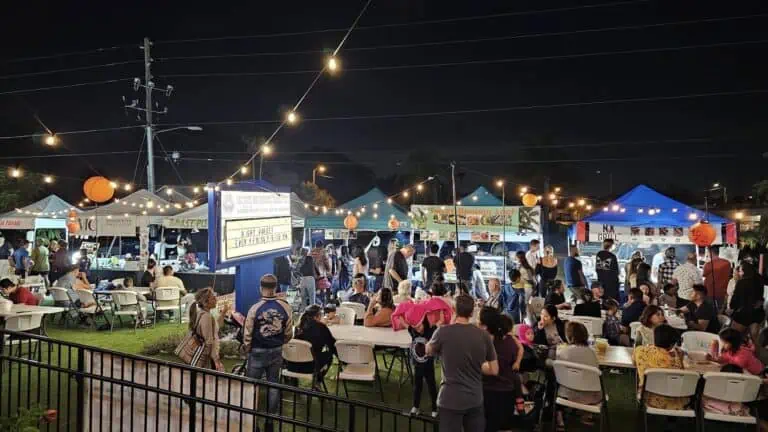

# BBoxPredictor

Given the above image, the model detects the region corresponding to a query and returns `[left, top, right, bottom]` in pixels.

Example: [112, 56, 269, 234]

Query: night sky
[1, 0, 767, 206]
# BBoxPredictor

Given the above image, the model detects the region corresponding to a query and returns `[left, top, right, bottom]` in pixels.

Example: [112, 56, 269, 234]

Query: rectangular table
[328, 325, 411, 349]
[596, 346, 635, 369]
[0, 304, 65, 318]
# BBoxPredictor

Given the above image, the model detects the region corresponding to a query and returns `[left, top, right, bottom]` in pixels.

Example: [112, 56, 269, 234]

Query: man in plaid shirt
[657, 247, 679, 286]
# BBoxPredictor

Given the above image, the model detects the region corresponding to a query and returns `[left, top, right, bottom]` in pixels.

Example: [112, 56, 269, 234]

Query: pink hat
[517, 323, 534, 346]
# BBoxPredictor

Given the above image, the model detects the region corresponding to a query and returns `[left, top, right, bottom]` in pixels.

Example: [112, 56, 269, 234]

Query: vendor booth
[570, 184, 736, 285]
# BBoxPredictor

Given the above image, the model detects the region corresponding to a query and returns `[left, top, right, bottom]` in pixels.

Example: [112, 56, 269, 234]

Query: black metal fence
[0, 329, 438, 431]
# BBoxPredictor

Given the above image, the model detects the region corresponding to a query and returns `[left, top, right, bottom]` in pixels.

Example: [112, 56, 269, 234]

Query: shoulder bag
[174, 312, 211, 367]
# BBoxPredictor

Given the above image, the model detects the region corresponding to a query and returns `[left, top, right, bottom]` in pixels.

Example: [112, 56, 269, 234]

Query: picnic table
[0, 304, 66, 335]
[328, 324, 411, 349]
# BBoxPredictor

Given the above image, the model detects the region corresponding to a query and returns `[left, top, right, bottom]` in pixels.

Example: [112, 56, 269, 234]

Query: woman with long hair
[297, 248, 319, 310]
[187, 287, 222, 371]
[540, 245, 559, 297]
[289, 305, 336, 388]
[729, 262, 765, 337]
[353, 248, 369, 277]
[635, 304, 665, 346]
[626, 251, 644, 289]
[364, 287, 395, 327]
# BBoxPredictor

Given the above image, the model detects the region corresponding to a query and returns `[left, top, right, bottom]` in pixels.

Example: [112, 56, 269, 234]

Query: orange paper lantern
[521, 193, 538, 207]
[83, 176, 115, 203]
[343, 214, 359, 231]
[67, 210, 78, 220]
[388, 217, 400, 231]
[66, 220, 80, 235]
[688, 221, 717, 246]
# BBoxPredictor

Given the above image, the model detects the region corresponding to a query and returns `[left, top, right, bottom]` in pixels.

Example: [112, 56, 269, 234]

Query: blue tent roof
[305, 188, 412, 231]
[459, 186, 503, 206]
[581, 185, 730, 226]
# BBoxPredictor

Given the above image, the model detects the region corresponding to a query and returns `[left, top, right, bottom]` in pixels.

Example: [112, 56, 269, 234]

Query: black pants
[439, 405, 484, 432]
[412, 358, 437, 411]
[484, 389, 517, 432]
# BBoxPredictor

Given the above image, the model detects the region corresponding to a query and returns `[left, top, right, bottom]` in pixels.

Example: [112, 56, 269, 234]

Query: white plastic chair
[629, 322, 642, 341]
[341, 302, 366, 323]
[4, 313, 44, 356]
[641, 368, 700, 432]
[335, 307, 356, 326]
[110, 290, 143, 332]
[568, 316, 604, 337]
[528, 297, 545, 319]
[154, 287, 182, 325]
[335, 340, 382, 401]
[48, 287, 76, 326]
[281, 339, 327, 391]
[111, 278, 124, 287]
[551, 360, 609, 432]
[75, 289, 111, 328]
[701, 372, 762, 432]
[682, 331, 719, 353]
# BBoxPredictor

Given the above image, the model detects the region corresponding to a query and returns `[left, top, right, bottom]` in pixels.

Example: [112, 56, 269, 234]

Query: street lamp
[312, 165, 326, 184]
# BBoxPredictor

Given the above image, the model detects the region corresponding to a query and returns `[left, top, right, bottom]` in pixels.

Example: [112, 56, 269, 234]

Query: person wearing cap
[244, 274, 293, 432]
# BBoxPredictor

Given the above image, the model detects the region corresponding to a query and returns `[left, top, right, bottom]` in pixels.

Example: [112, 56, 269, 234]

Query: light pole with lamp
[312, 165, 326, 184]
[148, 126, 203, 192]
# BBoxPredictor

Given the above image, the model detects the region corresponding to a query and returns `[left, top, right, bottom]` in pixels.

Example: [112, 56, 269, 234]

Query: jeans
[509, 288, 526, 324]
[412, 358, 437, 411]
[247, 347, 283, 426]
[278, 284, 290, 294]
[438, 405, 485, 432]
[299, 276, 316, 310]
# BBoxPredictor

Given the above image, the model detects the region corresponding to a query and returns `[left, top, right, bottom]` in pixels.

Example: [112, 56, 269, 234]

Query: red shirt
[703, 257, 731, 300]
[10, 286, 39, 306]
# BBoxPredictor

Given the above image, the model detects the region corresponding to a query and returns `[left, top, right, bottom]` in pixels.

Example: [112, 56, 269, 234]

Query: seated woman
[364, 288, 395, 327]
[633, 324, 689, 410]
[635, 305, 665, 346]
[394, 280, 413, 305]
[286, 305, 336, 389]
[534, 304, 566, 359]
[556, 321, 601, 428]
[638, 282, 657, 306]
[659, 283, 688, 309]
[0, 278, 40, 305]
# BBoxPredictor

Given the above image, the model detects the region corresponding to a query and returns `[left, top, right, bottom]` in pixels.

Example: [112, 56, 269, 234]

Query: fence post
[188, 369, 197, 432]
[76, 348, 85, 432]
[347, 404, 356, 432]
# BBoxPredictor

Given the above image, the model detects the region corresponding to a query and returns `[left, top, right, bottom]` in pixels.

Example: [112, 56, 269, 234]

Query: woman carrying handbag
[175, 287, 223, 371]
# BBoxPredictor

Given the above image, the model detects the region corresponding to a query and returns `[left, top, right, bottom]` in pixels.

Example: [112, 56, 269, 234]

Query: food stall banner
[0, 218, 34, 229]
[587, 223, 723, 245]
[411, 205, 541, 234]
[78, 215, 137, 237]
[163, 217, 208, 230]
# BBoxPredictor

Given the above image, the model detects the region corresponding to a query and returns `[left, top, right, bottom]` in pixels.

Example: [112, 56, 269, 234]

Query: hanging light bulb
[214, 185, 221, 192]
[226, 178, 233, 186]
[159, 208, 165, 213]
[10, 168, 22, 178]
[577, 199, 586, 206]
[520, 186, 528, 194]
[568, 202, 575, 208]
[124, 183, 133, 191]
[240, 166, 248, 175]
[43, 175, 53, 184]
[165, 188, 174, 196]
[554, 187, 561, 193]
[326, 56, 340, 73]
[611, 204, 620, 212]
[688, 212, 698, 220]
[416, 184, 424, 192]
[403, 191, 410, 198]
[44, 134, 57, 146]
[603, 207, 609, 212]
[638, 208, 644, 213]
[586, 205, 593, 210]
[286, 111, 299, 125]
[373, 203, 378, 209]
[373, 213, 378, 219]
[457, 201, 462, 206]
[193, 186, 200, 194]
[109, 181, 118, 188]
[387, 198, 393, 204]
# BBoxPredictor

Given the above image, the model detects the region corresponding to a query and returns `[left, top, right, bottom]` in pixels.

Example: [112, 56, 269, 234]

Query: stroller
[222, 312, 248, 376]
[515, 344, 550, 431]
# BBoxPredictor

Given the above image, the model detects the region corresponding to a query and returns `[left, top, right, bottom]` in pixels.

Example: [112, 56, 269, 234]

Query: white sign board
[222, 217, 292, 261]
[164, 217, 208, 230]
[588, 223, 723, 245]
[220, 191, 290, 220]
[0, 218, 34, 230]
[79, 216, 137, 237]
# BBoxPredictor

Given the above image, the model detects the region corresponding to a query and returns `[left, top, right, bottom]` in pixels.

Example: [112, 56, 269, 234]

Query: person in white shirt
[471, 264, 488, 301]
[671, 253, 702, 301]
[525, 239, 541, 271]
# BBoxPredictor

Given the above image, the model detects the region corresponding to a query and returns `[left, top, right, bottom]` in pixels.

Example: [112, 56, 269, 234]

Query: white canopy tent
[0, 194, 78, 231]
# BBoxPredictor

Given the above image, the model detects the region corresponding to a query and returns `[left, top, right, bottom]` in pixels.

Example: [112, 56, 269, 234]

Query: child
[709, 327, 765, 375]
[517, 323, 534, 347]
[702, 364, 751, 416]
[602, 299, 623, 346]
[402, 315, 438, 418]
[322, 304, 341, 326]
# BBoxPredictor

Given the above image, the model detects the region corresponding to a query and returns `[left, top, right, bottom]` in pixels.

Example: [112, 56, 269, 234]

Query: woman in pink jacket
[709, 327, 764, 375]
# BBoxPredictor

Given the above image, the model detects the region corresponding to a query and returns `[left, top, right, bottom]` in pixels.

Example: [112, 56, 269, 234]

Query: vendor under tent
[569, 184, 736, 290]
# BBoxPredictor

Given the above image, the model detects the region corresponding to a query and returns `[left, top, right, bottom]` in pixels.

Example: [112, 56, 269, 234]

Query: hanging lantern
[67, 210, 78, 220]
[688, 220, 717, 246]
[388, 217, 400, 231]
[66, 219, 80, 235]
[343, 214, 359, 231]
[83, 176, 115, 203]
[521, 193, 538, 207]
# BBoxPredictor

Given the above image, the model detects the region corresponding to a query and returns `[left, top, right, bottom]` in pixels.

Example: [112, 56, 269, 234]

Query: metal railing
[0, 329, 437, 431]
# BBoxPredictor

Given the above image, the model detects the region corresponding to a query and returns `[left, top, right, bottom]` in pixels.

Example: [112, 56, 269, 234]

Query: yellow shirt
[634, 345, 689, 410]
[154, 275, 187, 295]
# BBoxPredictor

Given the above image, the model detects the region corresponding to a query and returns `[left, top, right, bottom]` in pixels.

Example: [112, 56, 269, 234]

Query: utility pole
[143, 38, 155, 193]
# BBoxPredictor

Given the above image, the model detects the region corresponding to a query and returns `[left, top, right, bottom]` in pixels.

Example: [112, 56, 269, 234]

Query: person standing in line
[337, 245, 353, 295]
[595, 239, 620, 301]
[672, 252, 702, 301]
[540, 245, 559, 297]
[564, 246, 588, 303]
[244, 274, 293, 432]
[30, 239, 50, 283]
[421, 243, 445, 292]
[455, 244, 476, 293]
[702, 245, 732, 309]
[525, 239, 541, 296]
[657, 247, 679, 287]
[385, 244, 414, 291]
[297, 248, 318, 310]
[382, 239, 399, 290]
[427, 295, 499, 432]
[273, 253, 292, 294]
[12, 240, 30, 277]
[0, 236, 11, 260]
[353, 249, 369, 278]
[471, 264, 489, 301]
[50, 240, 69, 284]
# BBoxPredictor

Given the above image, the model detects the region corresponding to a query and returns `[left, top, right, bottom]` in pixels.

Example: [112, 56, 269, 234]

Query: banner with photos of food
[587, 223, 722, 245]
[410, 205, 541, 234]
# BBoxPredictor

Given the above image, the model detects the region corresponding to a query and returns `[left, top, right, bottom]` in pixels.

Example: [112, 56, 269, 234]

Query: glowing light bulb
[286, 111, 299, 125]
[165, 188, 173, 196]
[10, 168, 22, 178]
[44, 175, 53, 184]
[326, 56, 340, 72]
[520, 186, 528, 194]
[124, 183, 133, 191]
[193, 187, 200, 194]
[416, 184, 423, 192]
[44, 134, 57, 146]
[403, 191, 409, 198]
[240, 166, 248, 175]
[109, 181, 118, 188]
[226, 178, 233, 186]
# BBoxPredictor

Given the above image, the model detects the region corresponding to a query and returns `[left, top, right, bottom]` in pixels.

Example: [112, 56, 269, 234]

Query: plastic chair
[111, 278, 125, 287]
[528, 297, 545, 320]
[281, 339, 327, 391]
[629, 322, 642, 341]
[48, 287, 76, 326]
[335, 340, 382, 401]
[335, 307, 356, 326]
[551, 360, 609, 432]
[682, 331, 718, 353]
[4, 313, 44, 357]
[568, 315, 604, 337]
[641, 368, 700, 432]
[341, 302, 366, 323]
[110, 290, 143, 332]
[701, 372, 762, 432]
[154, 287, 182, 326]
[75, 289, 111, 328]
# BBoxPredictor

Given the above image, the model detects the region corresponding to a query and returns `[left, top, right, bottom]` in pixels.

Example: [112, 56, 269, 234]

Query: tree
[295, 182, 336, 208]
[753, 180, 768, 205]
[0, 174, 43, 213]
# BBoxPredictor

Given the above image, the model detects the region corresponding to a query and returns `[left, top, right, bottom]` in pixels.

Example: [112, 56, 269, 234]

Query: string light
[124, 183, 133, 191]
[586, 205, 593, 210]
[240, 166, 248, 175]
[124, 213, 129, 217]
[262, 144, 273, 155]
[496, 179, 505, 187]
[141, 210, 147, 215]
[552, 199, 559, 205]
[159, 208, 165, 213]
[146, 201, 154, 208]
[174, 203, 182, 209]
[520, 186, 528, 194]
[416, 184, 423, 192]
[226, 178, 233, 186]
[84, 198, 90, 203]
[457, 201, 462, 206]
[355, 211, 361, 217]
[44, 134, 57, 146]
[373, 213, 378, 219]
[568, 202, 575, 208]
[554, 187, 561, 193]
[165, 188, 174, 196]
[326, 56, 340, 73]
[43, 175, 53, 184]
[107, 215, 112, 220]
[577, 199, 586, 206]
[638, 208, 644, 213]
[286, 111, 299, 125]
[214, 185, 220, 191]
[472, 195, 478, 201]
[672, 208, 678, 213]
[403, 191, 409, 198]
[735, 211, 744, 220]
[620, 208, 626, 213]
[109, 181, 118, 188]
[688, 212, 698, 220]
[536, 195, 543, 200]
[648, 209, 656, 215]
[387, 198, 393, 204]
[304, 203, 310, 209]
[131, 203, 136, 207]
[193, 187, 200, 194]
[611, 204, 620, 212]
[10, 168, 22, 178]
[548, 193, 556, 200]
[603, 207, 609, 212]
[373, 203, 378, 209]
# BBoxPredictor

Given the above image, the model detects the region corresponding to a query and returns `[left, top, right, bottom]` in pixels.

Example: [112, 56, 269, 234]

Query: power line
[0, 125, 143, 140]
[155, 14, 768, 63]
[0, 78, 134, 96]
[155, 0, 650, 45]
[158, 39, 768, 78]
[3, 45, 129, 64]
[155, 89, 768, 127]
[0, 151, 140, 160]
[0, 60, 142, 81]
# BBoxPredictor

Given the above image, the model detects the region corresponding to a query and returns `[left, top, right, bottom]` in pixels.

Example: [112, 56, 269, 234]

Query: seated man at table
[680, 284, 720, 334]
[54, 265, 94, 309]
[659, 283, 689, 310]
[154, 266, 188, 296]
[347, 274, 370, 310]
[0, 278, 40, 305]
[574, 287, 602, 318]
[621, 288, 646, 328]
[544, 279, 571, 310]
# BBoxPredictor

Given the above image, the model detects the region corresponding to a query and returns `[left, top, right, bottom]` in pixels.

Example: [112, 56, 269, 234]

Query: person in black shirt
[621, 288, 647, 328]
[682, 284, 720, 334]
[385, 245, 414, 289]
[544, 279, 570, 310]
[595, 239, 620, 301]
[574, 288, 602, 318]
[347, 274, 370, 310]
[455, 244, 475, 287]
[421, 243, 445, 291]
[286, 305, 336, 390]
[273, 254, 292, 293]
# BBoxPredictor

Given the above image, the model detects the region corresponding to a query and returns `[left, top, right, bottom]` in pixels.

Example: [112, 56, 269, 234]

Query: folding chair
[629, 322, 642, 342]
[641, 368, 700, 432]
[701, 372, 762, 432]
[76, 289, 111, 328]
[110, 290, 143, 332]
[568, 315, 604, 337]
[335, 340, 383, 401]
[48, 287, 76, 327]
[682, 331, 718, 353]
[154, 287, 182, 326]
[281, 339, 327, 391]
[335, 307, 356, 326]
[341, 302, 366, 323]
[551, 360, 609, 432]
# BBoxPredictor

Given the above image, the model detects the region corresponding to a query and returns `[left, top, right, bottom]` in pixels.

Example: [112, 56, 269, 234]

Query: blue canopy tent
[305, 187, 411, 233]
[459, 186, 503, 206]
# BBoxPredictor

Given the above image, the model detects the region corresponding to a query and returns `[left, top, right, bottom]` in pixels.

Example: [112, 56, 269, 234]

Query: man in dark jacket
[273, 254, 292, 293]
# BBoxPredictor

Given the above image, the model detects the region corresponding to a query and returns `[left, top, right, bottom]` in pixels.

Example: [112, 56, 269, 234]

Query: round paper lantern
[688, 221, 717, 247]
[388, 217, 400, 231]
[521, 193, 538, 207]
[83, 176, 114, 203]
[343, 214, 359, 231]
[67, 210, 78, 220]
[66, 220, 80, 235]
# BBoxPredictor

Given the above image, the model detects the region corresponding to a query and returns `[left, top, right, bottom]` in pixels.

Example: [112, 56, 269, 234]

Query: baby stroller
[223, 312, 248, 376]
[515, 344, 550, 431]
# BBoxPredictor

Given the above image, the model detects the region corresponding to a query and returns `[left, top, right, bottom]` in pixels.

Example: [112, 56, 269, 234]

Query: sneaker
[409, 407, 420, 416]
